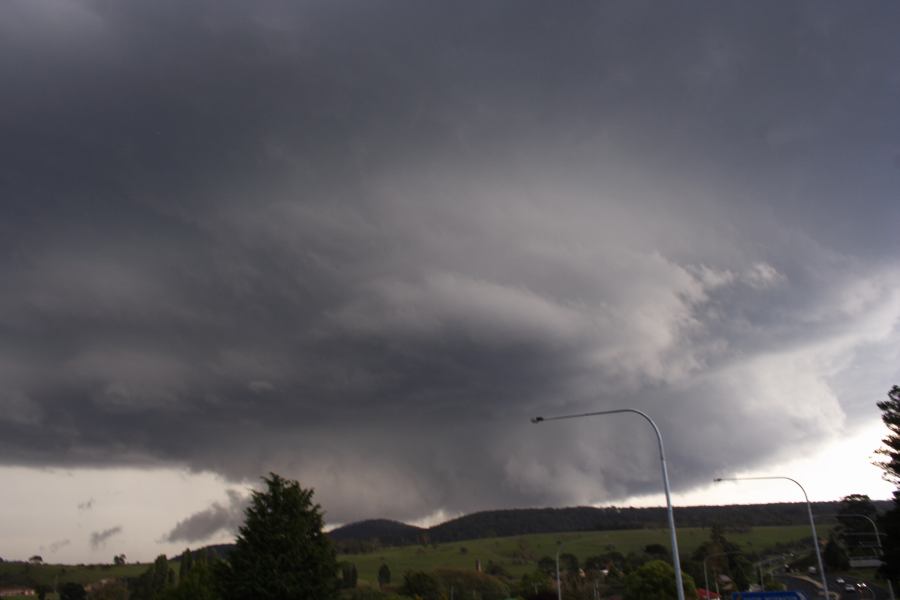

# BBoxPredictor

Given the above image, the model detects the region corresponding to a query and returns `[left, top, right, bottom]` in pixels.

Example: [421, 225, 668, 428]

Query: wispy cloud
[90, 526, 122, 549]
[45, 539, 71, 554]
[163, 490, 247, 543]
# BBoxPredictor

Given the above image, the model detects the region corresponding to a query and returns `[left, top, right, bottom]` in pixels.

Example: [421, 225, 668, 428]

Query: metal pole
[556, 542, 563, 600]
[533, 409, 685, 600]
[704, 559, 709, 596]
[714, 476, 828, 599]
[819, 512, 894, 600]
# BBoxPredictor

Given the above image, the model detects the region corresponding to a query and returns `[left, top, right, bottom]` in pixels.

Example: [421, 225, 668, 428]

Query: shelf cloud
[1, 0, 899, 533]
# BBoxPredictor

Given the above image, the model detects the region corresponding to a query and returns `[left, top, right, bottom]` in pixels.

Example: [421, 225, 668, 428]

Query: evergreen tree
[878, 386, 900, 586]
[216, 473, 338, 600]
[399, 571, 442, 600]
[59, 582, 87, 600]
[179, 548, 194, 580]
[881, 491, 900, 584]
[877, 386, 900, 485]
[377, 563, 391, 589]
[622, 560, 697, 600]
[340, 562, 358, 589]
[559, 552, 579, 573]
[823, 532, 850, 571]
[836, 494, 878, 552]
[129, 555, 175, 600]
[167, 551, 218, 600]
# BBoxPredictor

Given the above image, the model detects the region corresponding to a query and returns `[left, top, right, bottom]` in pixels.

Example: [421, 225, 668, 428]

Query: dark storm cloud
[162, 490, 247, 543]
[90, 526, 123, 549]
[1, 0, 900, 529]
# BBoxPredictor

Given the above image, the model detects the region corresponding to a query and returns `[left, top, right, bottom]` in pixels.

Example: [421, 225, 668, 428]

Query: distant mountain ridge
[326, 500, 892, 549]
[327, 519, 425, 544]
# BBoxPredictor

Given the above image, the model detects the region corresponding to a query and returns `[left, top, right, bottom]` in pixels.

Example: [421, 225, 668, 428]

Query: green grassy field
[0, 524, 826, 593]
[0, 561, 146, 588]
[337, 525, 824, 586]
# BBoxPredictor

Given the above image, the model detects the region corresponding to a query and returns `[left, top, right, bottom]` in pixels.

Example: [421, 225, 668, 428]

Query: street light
[817, 512, 894, 600]
[554, 540, 570, 600]
[532, 408, 685, 600]
[713, 476, 828, 599]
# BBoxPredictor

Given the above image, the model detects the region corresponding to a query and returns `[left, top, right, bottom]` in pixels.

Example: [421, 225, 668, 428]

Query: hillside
[328, 519, 425, 544]
[330, 501, 890, 549]
[339, 524, 827, 585]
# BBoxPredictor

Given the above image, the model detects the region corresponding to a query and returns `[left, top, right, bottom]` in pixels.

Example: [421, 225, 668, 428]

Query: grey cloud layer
[1, 1, 900, 534]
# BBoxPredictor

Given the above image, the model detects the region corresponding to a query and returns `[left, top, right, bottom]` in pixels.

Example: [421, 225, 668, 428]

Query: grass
[0, 561, 147, 588]
[337, 525, 825, 586]
[0, 525, 830, 592]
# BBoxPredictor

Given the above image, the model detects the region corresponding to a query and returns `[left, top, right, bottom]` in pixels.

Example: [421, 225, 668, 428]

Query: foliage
[341, 502, 859, 546]
[339, 589, 406, 600]
[558, 552, 578, 573]
[877, 386, 900, 586]
[836, 494, 879, 552]
[377, 564, 391, 588]
[823, 532, 850, 571]
[340, 562, 359, 589]
[622, 560, 697, 600]
[515, 569, 552, 598]
[128, 555, 174, 600]
[644, 543, 669, 559]
[399, 571, 442, 600]
[165, 550, 217, 600]
[688, 524, 751, 593]
[329, 520, 424, 549]
[61, 582, 88, 600]
[113, 555, 127, 567]
[177, 549, 193, 581]
[877, 386, 900, 485]
[333, 524, 829, 585]
[880, 490, 900, 585]
[433, 568, 509, 600]
[89, 580, 130, 600]
[536, 556, 555, 575]
[216, 473, 338, 600]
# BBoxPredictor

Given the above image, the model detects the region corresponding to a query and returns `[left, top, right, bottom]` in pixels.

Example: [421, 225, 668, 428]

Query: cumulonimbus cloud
[0, 0, 898, 530]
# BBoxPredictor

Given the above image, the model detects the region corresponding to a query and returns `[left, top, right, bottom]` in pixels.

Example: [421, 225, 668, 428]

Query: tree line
[330, 500, 889, 553]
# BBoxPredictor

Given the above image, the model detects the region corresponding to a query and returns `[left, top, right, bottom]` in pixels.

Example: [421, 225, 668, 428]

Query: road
[774, 573, 891, 600]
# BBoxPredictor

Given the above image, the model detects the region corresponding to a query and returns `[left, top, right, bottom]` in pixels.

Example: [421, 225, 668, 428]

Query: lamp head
[531, 416, 544, 423]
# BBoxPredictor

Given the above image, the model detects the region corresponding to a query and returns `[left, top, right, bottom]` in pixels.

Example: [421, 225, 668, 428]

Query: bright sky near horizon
[1, 0, 899, 562]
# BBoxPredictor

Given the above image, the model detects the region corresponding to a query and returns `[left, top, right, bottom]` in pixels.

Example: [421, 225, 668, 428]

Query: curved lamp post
[532, 409, 685, 600]
[555, 540, 565, 600]
[818, 512, 894, 600]
[714, 476, 828, 599]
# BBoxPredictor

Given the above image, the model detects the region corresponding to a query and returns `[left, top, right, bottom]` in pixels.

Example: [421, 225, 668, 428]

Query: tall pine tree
[216, 473, 338, 600]
[877, 386, 900, 586]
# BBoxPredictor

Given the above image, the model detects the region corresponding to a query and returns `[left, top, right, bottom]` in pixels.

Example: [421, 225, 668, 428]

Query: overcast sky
[1, 0, 899, 563]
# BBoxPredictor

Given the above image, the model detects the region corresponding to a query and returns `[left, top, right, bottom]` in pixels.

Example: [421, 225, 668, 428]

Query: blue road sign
[732, 592, 806, 600]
